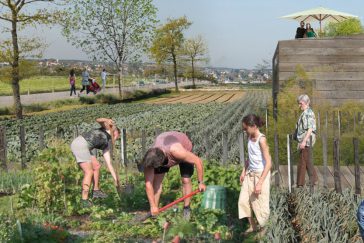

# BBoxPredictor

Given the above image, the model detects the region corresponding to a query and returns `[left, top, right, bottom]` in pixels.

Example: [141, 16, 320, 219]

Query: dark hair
[242, 114, 265, 128]
[70, 69, 75, 76]
[142, 148, 166, 169]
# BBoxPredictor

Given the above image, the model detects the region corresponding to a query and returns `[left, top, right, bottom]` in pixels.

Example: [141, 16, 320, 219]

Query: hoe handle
[159, 189, 201, 213]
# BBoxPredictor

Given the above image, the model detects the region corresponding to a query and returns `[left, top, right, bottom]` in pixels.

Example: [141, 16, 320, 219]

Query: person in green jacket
[305, 23, 316, 38]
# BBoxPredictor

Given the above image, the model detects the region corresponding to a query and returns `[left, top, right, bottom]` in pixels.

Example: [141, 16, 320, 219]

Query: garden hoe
[135, 189, 202, 223]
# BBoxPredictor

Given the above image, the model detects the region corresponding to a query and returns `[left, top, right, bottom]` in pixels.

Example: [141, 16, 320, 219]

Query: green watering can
[201, 185, 226, 211]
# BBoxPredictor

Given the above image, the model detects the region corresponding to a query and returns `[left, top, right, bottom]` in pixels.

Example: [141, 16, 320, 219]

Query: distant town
[0, 58, 272, 84]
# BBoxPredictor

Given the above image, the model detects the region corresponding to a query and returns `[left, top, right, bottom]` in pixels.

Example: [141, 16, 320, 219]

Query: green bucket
[201, 185, 226, 211]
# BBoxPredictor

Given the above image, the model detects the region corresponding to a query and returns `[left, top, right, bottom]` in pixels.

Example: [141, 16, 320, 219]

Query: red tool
[137, 189, 201, 222]
[159, 189, 200, 213]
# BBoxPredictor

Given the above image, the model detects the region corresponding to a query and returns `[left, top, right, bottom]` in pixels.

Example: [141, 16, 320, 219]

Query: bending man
[142, 131, 206, 218]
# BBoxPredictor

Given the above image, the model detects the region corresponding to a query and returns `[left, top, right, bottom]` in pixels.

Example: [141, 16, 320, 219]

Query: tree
[324, 18, 363, 37]
[62, 0, 157, 98]
[0, 0, 61, 119]
[150, 16, 191, 92]
[183, 35, 208, 88]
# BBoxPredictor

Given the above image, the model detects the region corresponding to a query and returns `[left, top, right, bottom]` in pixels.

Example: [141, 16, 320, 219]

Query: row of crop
[2, 102, 225, 163]
[191, 91, 270, 162]
[290, 188, 360, 242]
[0, 171, 32, 194]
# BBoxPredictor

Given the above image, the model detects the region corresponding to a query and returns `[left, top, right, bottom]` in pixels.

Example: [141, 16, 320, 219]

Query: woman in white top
[238, 114, 272, 235]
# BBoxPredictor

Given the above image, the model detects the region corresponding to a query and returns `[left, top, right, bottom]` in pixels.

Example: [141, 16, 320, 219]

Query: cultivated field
[146, 91, 245, 104]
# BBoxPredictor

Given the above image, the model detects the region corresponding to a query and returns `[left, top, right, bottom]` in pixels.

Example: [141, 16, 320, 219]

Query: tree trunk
[11, 15, 23, 119]
[172, 53, 178, 92]
[191, 59, 195, 88]
[118, 64, 123, 98]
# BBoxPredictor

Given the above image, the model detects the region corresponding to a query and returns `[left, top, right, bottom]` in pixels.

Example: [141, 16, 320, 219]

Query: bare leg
[79, 162, 93, 200]
[247, 217, 258, 232]
[91, 156, 101, 190]
[153, 173, 165, 207]
[182, 177, 192, 207]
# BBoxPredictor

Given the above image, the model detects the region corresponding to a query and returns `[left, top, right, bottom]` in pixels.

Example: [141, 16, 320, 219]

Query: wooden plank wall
[275, 35, 364, 105]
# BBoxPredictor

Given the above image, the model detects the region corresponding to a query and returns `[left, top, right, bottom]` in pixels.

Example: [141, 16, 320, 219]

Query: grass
[0, 89, 170, 119]
[0, 75, 154, 96]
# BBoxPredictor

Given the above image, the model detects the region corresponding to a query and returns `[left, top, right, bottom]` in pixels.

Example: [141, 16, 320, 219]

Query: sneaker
[183, 206, 191, 220]
[93, 190, 108, 199]
[81, 199, 93, 208]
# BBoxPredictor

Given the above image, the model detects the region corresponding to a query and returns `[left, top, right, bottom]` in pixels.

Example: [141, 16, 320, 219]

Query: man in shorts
[142, 131, 206, 219]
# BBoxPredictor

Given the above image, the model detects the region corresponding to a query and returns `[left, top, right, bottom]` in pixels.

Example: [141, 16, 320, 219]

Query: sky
[1, 0, 364, 69]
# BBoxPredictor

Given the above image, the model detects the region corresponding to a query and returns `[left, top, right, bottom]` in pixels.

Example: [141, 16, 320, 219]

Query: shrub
[324, 18, 363, 37]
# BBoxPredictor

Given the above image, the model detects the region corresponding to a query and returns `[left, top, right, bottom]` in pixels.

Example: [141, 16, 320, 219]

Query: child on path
[238, 114, 272, 235]
[69, 69, 76, 96]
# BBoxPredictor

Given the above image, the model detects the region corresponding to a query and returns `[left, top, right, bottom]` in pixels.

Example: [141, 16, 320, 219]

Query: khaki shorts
[71, 136, 94, 163]
[238, 170, 270, 227]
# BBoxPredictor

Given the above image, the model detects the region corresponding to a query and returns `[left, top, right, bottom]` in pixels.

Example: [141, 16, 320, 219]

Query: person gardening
[70, 118, 120, 207]
[142, 131, 206, 219]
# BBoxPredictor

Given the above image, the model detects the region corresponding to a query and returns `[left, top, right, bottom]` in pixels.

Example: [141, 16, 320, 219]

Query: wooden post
[155, 128, 161, 138]
[20, 125, 26, 169]
[289, 134, 294, 187]
[322, 133, 328, 189]
[287, 134, 291, 193]
[204, 133, 210, 160]
[238, 132, 245, 165]
[353, 138, 361, 195]
[0, 127, 7, 171]
[141, 130, 147, 156]
[120, 128, 127, 166]
[265, 108, 268, 136]
[317, 111, 321, 137]
[76, 125, 79, 137]
[354, 113, 357, 135]
[222, 132, 228, 165]
[325, 111, 328, 136]
[338, 111, 341, 138]
[308, 136, 314, 193]
[332, 111, 335, 138]
[39, 126, 45, 150]
[333, 138, 342, 193]
[274, 132, 280, 187]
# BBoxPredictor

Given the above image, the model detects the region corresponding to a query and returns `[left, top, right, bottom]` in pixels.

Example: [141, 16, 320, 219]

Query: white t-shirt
[101, 71, 107, 80]
[248, 133, 266, 172]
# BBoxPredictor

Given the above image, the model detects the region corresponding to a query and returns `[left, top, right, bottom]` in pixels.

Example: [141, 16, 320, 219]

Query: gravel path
[0, 82, 204, 106]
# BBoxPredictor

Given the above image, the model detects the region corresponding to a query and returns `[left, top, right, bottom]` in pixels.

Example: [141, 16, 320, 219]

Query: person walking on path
[141, 131, 206, 219]
[69, 69, 77, 96]
[80, 67, 90, 95]
[295, 94, 318, 187]
[295, 21, 306, 39]
[238, 114, 272, 236]
[70, 118, 121, 207]
[101, 68, 107, 91]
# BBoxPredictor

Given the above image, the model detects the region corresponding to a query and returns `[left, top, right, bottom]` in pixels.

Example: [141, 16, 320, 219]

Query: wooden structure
[272, 34, 364, 112]
[278, 165, 364, 192]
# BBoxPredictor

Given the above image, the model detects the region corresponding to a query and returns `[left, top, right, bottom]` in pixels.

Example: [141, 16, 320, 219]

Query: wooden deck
[277, 165, 364, 191]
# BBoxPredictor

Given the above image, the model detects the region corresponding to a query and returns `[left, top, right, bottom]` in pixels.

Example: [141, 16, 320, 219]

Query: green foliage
[0, 171, 32, 194]
[0, 213, 18, 242]
[62, 0, 157, 67]
[150, 16, 192, 91]
[265, 189, 297, 242]
[290, 188, 360, 242]
[18, 141, 83, 215]
[324, 18, 363, 37]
